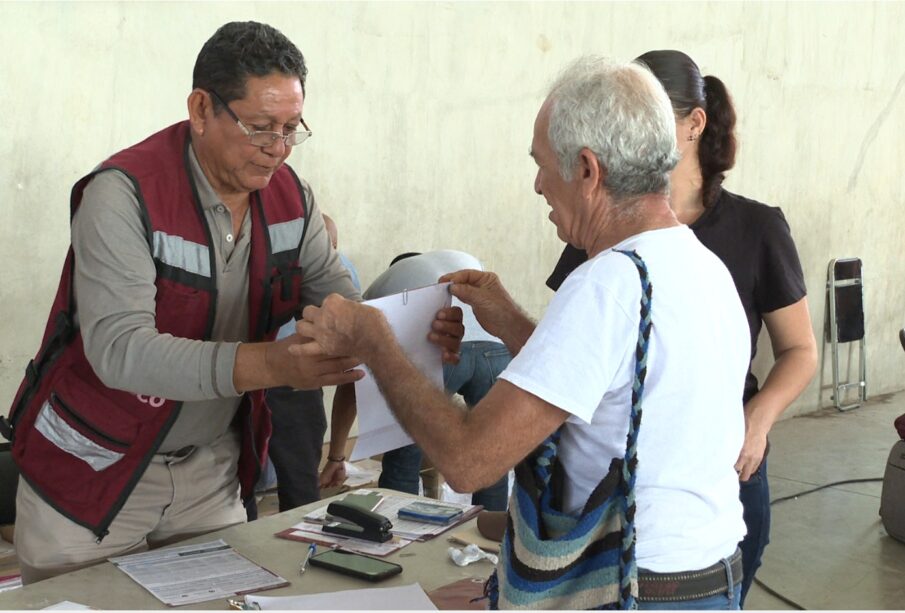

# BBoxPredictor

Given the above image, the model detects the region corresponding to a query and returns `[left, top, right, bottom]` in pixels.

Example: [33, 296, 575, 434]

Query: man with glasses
[6, 21, 462, 583]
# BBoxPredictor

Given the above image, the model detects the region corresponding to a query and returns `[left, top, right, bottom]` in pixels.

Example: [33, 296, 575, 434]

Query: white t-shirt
[499, 226, 749, 573]
[363, 250, 499, 344]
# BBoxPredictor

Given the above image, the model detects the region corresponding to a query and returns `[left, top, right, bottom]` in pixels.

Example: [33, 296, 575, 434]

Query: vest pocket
[154, 278, 208, 339]
[50, 393, 130, 448]
[267, 265, 303, 333]
[35, 399, 125, 471]
[32, 373, 141, 472]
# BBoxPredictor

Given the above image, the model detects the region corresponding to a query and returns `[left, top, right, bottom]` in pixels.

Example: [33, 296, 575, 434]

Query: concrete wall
[2, 1, 904, 424]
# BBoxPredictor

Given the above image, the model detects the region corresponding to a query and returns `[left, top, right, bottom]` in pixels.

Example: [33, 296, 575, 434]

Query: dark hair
[635, 50, 737, 208]
[192, 21, 308, 109]
[389, 252, 421, 268]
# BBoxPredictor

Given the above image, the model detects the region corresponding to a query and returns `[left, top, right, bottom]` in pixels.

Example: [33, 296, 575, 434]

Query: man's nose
[262, 136, 289, 156]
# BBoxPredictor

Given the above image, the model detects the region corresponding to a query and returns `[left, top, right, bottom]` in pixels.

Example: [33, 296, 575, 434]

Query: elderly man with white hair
[296, 56, 750, 610]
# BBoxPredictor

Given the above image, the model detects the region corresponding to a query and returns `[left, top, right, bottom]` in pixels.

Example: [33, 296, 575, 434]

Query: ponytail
[699, 75, 737, 207]
[634, 51, 738, 207]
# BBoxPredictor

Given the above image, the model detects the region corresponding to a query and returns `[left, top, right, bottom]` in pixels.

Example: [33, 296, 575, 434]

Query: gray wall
[2, 1, 904, 423]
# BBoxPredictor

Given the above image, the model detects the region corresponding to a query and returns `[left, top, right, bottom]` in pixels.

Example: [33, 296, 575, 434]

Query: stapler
[322, 501, 393, 543]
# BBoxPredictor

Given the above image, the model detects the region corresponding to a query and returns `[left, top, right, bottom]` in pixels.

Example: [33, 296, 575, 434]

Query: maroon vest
[3, 122, 308, 539]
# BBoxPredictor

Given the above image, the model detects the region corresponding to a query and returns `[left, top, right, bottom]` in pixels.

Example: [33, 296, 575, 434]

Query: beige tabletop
[0, 489, 491, 610]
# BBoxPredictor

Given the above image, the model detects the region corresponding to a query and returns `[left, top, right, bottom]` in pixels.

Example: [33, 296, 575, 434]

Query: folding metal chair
[824, 258, 866, 411]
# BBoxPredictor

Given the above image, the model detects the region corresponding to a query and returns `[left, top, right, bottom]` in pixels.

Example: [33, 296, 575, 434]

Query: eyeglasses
[208, 90, 312, 147]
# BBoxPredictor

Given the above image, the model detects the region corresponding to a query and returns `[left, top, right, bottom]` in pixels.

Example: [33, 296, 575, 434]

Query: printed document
[351, 283, 452, 460]
[108, 539, 288, 606]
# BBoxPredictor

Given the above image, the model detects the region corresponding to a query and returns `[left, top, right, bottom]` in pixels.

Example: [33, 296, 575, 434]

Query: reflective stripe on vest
[152, 231, 212, 278]
[268, 217, 306, 255]
[34, 401, 125, 471]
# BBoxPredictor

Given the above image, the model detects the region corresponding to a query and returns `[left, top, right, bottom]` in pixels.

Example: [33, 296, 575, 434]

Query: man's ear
[187, 89, 211, 137]
[577, 148, 605, 199]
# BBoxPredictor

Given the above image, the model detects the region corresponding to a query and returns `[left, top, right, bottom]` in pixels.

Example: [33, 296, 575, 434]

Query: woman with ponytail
[546, 50, 817, 606]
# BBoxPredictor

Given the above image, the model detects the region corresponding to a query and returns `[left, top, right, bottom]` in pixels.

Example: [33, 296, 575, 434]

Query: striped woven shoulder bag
[486, 249, 652, 610]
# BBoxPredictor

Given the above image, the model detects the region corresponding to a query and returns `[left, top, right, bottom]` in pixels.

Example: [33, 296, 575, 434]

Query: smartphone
[308, 549, 403, 582]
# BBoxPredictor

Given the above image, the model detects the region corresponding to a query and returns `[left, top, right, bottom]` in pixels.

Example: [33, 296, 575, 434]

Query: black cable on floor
[752, 576, 807, 610]
[769, 477, 884, 506]
[751, 476, 884, 611]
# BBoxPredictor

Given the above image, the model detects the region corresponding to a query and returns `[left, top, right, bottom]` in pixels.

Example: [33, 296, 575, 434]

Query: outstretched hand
[265, 333, 365, 390]
[295, 294, 389, 361]
[298, 292, 465, 366]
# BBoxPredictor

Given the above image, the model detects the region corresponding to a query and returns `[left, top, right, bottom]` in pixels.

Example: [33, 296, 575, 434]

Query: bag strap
[537, 250, 653, 496]
[613, 248, 653, 607]
[488, 249, 653, 611]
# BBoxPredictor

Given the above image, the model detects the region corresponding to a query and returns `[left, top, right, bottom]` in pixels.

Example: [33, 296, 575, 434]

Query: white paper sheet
[108, 539, 288, 606]
[246, 582, 438, 610]
[351, 283, 452, 461]
[341, 458, 382, 488]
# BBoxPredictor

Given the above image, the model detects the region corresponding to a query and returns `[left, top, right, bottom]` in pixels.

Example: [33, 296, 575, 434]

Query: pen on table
[300, 542, 316, 575]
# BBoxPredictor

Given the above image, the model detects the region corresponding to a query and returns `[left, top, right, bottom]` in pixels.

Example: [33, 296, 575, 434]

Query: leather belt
[637, 548, 743, 602]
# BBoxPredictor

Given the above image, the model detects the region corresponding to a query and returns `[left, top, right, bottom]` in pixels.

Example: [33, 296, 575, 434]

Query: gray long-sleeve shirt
[71, 145, 360, 451]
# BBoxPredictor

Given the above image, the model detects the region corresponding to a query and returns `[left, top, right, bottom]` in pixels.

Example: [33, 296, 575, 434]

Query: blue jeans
[378, 341, 512, 511]
[738, 457, 770, 607]
[638, 553, 742, 610]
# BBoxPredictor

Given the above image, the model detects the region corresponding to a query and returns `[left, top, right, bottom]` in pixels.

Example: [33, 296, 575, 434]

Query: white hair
[547, 55, 679, 202]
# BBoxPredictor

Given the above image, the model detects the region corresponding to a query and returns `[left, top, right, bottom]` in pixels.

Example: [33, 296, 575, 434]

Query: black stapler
[322, 501, 393, 543]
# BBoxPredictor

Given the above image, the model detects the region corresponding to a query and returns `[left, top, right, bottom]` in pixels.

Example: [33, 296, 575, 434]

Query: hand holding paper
[298, 284, 454, 460]
[297, 295, 464, 365]
[235, 332, 364, 392]
[429, 306, 465, 364]
[440, 269, 534, 355]
[297, 295, 392, 361]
